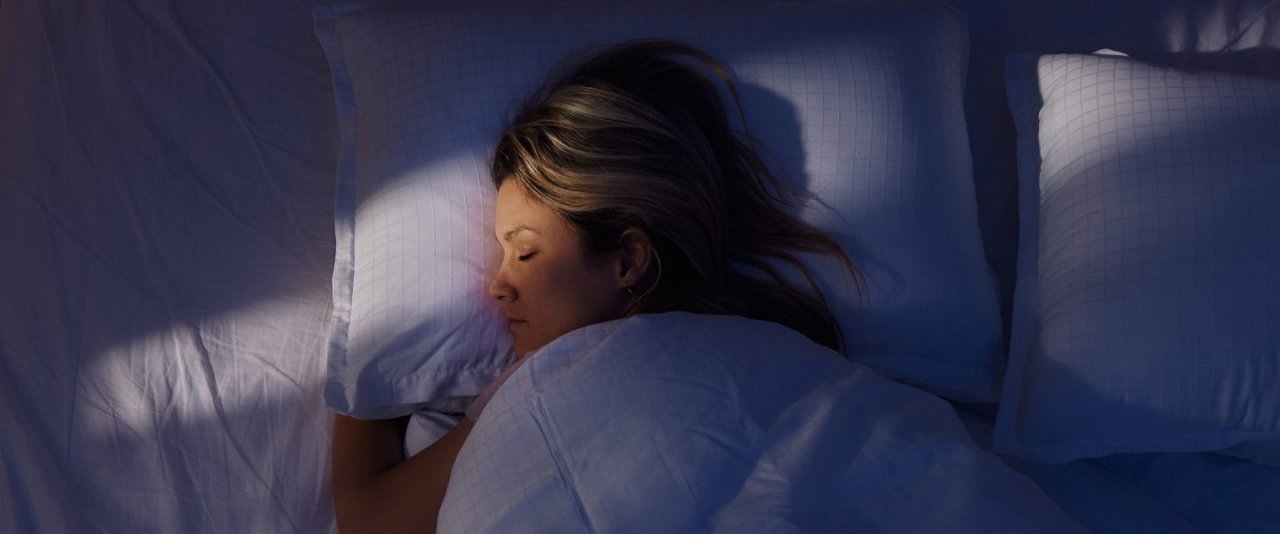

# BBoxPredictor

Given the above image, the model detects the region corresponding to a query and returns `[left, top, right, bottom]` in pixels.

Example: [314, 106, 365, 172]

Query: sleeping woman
[332, 40, 1078, 533]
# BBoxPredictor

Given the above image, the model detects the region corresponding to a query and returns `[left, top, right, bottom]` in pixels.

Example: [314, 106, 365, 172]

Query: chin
[513, 338, 537, 359]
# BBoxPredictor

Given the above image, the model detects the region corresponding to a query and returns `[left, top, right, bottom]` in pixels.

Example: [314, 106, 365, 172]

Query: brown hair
[491, 39, 860, 352]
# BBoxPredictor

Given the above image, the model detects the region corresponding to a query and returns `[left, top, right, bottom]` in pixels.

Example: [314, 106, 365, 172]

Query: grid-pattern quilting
[1002, 53, 1280, 462]
[443, 313, 1081, 531]
[322, 2, 1001, 417]
[440, 313, 857, 531]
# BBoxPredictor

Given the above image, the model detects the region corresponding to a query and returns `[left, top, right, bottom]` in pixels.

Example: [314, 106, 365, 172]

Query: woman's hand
[331, 414, 474, 534]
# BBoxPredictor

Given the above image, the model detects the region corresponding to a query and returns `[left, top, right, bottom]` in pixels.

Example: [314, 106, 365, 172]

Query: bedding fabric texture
[315, 1, 1007, 418]
[960, 408, 1280, 532]
[441, 312, 1082, 532]
[0, 0, 338, 532]
[6, 0, 1280, 531]
[1008, 450, 1280, 532]
[998, 52, 1280, 463]
[954, 0, 1280, 336]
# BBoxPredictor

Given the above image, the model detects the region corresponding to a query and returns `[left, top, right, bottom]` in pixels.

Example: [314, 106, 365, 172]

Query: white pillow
[314, 2, 1005, 418]
[997, 52, 1280, 463]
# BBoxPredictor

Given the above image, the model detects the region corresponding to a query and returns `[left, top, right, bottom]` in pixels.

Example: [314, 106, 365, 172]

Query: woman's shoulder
[500, 311, 855, 427]
[531, 311, 851, 375]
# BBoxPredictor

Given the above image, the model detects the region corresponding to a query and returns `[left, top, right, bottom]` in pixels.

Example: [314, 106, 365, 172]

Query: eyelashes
[517, 252, 536, 262]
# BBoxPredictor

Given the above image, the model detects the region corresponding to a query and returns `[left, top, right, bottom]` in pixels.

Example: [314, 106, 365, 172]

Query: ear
[613, 227, 655, 289]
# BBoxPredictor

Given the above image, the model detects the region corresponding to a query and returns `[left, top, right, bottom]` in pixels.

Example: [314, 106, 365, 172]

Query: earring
[624, 280, 634, 295]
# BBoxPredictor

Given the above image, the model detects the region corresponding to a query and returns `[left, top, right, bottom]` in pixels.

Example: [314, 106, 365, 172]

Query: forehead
[494, 180, 571, 238]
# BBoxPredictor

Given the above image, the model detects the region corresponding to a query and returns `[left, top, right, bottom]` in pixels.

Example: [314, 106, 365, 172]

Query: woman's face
[491, 180, 627, 358]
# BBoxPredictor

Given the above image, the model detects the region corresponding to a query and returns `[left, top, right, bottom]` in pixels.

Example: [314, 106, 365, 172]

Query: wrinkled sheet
[441, 313, 1082, 532]
[0, 0, 338, 531]
[4, 0, 1279, 532]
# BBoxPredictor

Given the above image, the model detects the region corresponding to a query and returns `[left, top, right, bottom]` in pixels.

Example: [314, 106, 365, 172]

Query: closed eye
[517, 252, 536, 262]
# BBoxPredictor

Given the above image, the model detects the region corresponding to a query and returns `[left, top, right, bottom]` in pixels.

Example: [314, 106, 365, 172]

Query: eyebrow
[502, 225, 539, 242]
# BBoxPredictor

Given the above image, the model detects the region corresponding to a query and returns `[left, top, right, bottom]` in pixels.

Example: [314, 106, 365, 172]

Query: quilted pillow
[315, 2, 1004, 418]
[997, 52, 1280, 463]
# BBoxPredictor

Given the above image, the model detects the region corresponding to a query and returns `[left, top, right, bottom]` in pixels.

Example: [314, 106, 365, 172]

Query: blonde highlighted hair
[492, 39, 860, 352]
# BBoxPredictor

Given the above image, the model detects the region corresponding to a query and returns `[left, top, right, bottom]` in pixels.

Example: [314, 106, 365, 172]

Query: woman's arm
[331, 414, 474, 534]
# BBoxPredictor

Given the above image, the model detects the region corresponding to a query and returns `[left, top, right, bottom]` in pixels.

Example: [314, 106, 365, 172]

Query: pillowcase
[997, 52, 1280, 463]
[315, 2, 1006, 417]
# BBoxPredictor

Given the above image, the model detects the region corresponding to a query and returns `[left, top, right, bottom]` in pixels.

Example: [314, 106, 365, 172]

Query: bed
[2, 0, 1277, 532]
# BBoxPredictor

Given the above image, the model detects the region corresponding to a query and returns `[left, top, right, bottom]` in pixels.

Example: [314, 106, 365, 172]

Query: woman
[331, 39, 859, 533]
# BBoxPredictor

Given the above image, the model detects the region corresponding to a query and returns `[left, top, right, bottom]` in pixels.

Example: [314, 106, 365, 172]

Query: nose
[489, 269, 515, 302]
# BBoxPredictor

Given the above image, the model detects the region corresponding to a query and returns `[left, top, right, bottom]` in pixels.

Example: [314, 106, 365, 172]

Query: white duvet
[440, 312, 1081, 532]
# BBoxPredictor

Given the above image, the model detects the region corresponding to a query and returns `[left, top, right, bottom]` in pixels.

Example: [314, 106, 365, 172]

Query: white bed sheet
[3, 0, 1279, 532]
[1, 0, 338, 531]
[442, 313, 1082, 532]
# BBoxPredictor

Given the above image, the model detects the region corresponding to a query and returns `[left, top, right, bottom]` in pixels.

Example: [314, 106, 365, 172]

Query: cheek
[532, 258, 618, 328]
